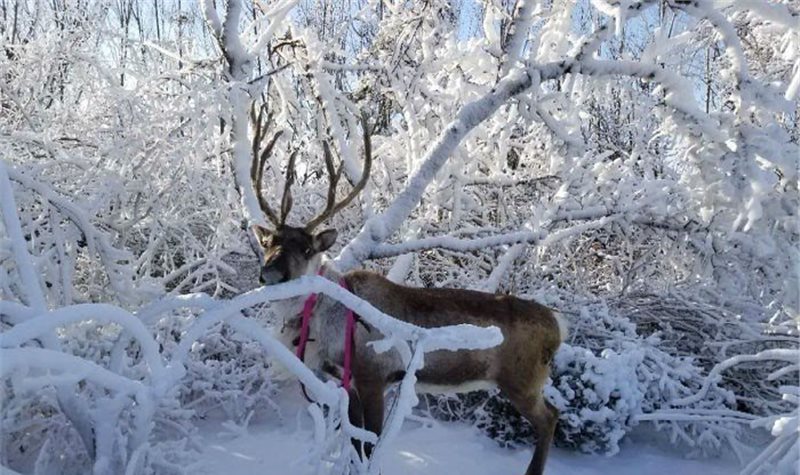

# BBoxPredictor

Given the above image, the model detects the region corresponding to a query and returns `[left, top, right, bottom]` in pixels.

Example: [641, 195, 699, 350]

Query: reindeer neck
[274, 256, 344, 319]
[315, 257, 344, 284]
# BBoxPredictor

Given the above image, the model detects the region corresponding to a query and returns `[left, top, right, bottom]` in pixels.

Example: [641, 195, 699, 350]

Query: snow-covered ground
[195, 420, 740, 475]
[193, 389, 741, 475]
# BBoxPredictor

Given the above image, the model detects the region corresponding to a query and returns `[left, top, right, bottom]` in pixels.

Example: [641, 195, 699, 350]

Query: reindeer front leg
[347, 387, 366, 459]
[347, 379, 385, 461]
[357, 381, 385, 459]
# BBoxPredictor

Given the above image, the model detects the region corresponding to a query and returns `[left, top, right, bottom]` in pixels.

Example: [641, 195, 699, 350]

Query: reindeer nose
[260, 267, 285, 286]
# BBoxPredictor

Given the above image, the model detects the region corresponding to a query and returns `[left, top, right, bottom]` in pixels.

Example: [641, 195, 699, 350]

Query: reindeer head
[253, 225, 338, 285]
[250, 110, 372, 285]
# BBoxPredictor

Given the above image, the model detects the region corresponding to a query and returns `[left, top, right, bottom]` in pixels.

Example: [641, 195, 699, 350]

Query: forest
[0, 0, 797, 474]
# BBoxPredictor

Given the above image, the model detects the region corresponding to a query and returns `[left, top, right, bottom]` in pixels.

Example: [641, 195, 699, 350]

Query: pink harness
[295, 270, 356, 391]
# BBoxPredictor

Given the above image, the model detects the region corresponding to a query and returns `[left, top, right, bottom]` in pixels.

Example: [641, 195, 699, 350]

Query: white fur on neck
[314, 255, 344, 281]
[271, 255, 336, 318]
[270, 255, 344, 368]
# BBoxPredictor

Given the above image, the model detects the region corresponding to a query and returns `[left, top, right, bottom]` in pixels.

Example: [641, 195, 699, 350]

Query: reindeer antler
[250, 103, 283, 227]
[279, 148, 298, 224]
[305, 115, 373, 231]
[251, 102, 372, 230]
[252, 102, 303, 229]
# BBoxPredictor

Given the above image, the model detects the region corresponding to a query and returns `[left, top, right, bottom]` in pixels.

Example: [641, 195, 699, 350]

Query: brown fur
[343, 271, 562, 475]
[345, 270, 560, 386]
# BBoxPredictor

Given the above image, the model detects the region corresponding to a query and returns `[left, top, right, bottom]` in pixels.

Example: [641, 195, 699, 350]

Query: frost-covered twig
[0, 161, 46, 310]
[371, 214, 620, 258]
[576, 58, 727, 142]
[202, 0, 292, 227]
[672, 349, 798, 407]
[336, 11, 732, 270]
[0, 304, 167, 379]
[741, 383, 800, 475]
[499, 0, 536, 77]
[0, 161, 98, 460]
[367, 340, 427, 474]
[5, 164, 136, 301]
[335, 66, 543, 269]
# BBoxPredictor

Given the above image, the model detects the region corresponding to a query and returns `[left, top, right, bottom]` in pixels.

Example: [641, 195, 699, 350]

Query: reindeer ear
[252, 225, 272, 247]
[312, 229, 338, 253]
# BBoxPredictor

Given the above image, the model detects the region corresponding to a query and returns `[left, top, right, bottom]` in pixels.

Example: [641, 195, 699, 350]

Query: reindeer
[249, 113, 568, 475]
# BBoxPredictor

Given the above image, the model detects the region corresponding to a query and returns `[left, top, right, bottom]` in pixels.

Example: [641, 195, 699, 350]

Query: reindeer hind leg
[500, 386, 558, 475]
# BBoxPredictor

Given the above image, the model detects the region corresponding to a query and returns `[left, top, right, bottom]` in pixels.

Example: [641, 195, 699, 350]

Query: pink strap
[296, 269, 325, 361]
[295, 292, 317, 361]
[341, 278, 356, 391]
[295, 270, 356, 392]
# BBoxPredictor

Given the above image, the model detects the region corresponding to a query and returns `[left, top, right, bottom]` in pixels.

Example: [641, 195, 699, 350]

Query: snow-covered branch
[499, 0, 536, 77]
[5, 163, 137, 302]
[671, 349, 799, 407]
[0, 162, 47, 311]
[0, 272, 501, 473]
[200, 0, 223, 39]
[249, 0, 298, 56]
[1, 348, 146, 395]
[0, 304, 166, 379]
[335, 3, 750, 269]
[334, 66, 542, 269]
[371, 214, 621, 258]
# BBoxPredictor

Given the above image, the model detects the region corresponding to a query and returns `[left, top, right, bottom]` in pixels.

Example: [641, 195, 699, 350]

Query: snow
[191, 397, 741, 475]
